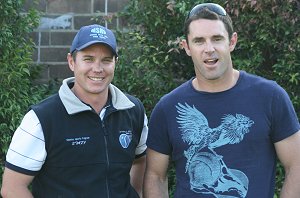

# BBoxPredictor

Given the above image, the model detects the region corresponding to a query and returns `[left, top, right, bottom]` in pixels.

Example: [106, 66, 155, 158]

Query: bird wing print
[176, 103, 211, 147]
[176, 103, 212, 172]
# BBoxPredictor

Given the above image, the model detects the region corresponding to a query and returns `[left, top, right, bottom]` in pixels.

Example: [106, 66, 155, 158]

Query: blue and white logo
[91, 27, 106, 34]
[119, 133, 132, 148]
[90, 27, 108, 39]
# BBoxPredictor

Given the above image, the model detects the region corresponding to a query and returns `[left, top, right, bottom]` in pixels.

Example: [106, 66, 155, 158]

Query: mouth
[204, 58, 218, 65]
[89, 77, 104, 81]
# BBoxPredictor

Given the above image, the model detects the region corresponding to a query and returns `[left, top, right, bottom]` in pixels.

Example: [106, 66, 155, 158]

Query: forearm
[143, 174, 168, 198]
[130, 156, 146, 197]
[280, 166, 300, 198]
[1, 168, 34, 198]
[1, 186, 33, 198]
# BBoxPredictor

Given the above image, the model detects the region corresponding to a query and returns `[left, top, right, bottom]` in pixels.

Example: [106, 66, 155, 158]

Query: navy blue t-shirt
[147, 71, 300, 197]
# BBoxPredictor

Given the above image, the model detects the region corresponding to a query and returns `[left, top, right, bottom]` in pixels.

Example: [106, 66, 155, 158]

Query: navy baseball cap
[70, 24, 118, 57]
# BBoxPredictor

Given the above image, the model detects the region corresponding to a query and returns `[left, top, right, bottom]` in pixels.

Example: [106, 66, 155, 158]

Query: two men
[2, 3, 300, 198]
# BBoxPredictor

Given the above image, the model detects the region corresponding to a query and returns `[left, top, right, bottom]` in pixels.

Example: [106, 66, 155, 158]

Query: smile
[89, 77, 104, 81]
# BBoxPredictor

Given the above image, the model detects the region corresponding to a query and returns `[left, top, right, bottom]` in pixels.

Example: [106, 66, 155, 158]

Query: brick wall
[24, 0, 129, 83]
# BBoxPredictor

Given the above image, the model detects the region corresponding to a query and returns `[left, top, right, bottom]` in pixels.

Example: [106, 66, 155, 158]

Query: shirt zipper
[101, 120, 110, 198]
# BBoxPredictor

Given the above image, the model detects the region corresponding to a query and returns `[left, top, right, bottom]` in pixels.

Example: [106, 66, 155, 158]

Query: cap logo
[90, 27, 108, 39]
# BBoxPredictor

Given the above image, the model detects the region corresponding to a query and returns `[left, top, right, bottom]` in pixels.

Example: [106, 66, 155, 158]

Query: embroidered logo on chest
[119, 130, 132, 148]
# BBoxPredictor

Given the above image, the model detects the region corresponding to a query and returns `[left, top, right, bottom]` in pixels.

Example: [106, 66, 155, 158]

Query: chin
[90, 88, 107, 95]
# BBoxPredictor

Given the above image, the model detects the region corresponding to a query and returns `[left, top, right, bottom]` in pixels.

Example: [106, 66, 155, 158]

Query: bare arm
[1, 168, 34, 198]
[143, 148, 170, 198]
[275, 130, 300, 198]
[130, 155, 146, 197]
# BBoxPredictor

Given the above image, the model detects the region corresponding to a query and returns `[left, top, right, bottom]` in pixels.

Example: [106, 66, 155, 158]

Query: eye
[213, 36, 223, 42]
[102, 57, 114, 64]
[194, 39, 204, 45]
[83, 57, 94, 62]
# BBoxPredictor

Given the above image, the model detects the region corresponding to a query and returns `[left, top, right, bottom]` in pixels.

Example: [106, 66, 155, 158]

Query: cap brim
[76, 40, 117, 56]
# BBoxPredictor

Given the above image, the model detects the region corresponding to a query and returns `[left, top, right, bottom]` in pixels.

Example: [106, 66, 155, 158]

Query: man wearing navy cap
[1, 24, 148, 198]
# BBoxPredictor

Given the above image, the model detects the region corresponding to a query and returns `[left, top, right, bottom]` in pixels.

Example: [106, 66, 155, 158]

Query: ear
[229, 32, 238, 52]
[182, 39, 191, 56]
[67, 53, 75, 71]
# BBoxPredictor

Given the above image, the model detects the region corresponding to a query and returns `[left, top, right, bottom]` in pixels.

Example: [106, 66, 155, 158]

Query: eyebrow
[81, 54, 114, 61]
[80, 55, 93, 60]
[192, 34, 225, 41]
[191, 37, 205, 42]
[212, 34, 225, 38]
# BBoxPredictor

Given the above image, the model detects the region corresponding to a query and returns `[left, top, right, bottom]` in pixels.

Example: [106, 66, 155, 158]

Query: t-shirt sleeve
[147, 101, 172, 155]
[5, 110, 46, 176]
[135, 114, 148, 157]
[271, 84, 300, 142]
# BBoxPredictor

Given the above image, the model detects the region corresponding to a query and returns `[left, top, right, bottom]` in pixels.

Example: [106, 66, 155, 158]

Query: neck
[72, 87, 108, 114]
[193, 69, 239, 92]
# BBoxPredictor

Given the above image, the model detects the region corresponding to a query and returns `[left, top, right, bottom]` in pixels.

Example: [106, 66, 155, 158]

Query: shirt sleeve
[135, 114, 148, 156]
[5, 110, 46, 175]
[271, 84, 300, 142]
[146, 101, 172, 155]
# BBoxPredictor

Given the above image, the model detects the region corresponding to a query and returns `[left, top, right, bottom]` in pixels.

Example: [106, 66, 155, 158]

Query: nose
[92, 62, 104, 73]
[204, 41, 215, 53]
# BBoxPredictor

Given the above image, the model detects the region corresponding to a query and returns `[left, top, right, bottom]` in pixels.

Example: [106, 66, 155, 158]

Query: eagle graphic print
[176, 103, 254, 197]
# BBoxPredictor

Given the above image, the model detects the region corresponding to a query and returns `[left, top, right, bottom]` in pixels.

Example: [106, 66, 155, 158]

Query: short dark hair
[183, 7, 234, 43]
[71, 50, 77, 62]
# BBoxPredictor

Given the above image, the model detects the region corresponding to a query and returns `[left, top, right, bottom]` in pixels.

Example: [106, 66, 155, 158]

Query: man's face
[183, 19, 237, 83]
[68, 44, 116, 98]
